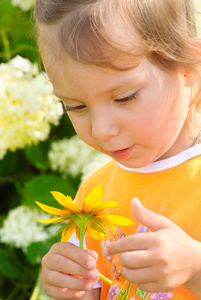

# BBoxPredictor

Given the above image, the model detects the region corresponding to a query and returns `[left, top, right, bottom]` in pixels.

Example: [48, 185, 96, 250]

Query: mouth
[110, 145, 134, 160]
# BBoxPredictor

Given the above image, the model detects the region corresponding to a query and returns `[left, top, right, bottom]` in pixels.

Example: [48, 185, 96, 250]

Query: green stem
[79, 224, 85, 250]
[144, 292, 150, 300]
[1, 29, 11, 61]
[99, 273, 112, 285]
[79, 225, 112, 285]
[127, 283, 133, 295]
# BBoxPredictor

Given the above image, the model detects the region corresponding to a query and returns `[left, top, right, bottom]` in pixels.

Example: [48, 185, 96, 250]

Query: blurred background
[0, 0, 201, 299]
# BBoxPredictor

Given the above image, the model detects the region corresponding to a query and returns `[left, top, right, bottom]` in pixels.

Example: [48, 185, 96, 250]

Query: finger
[119, 250, 152, 269]
[48, 242, 97, 270]
[121, 266, 158, 285]
[47, 253, 99, 281]
[42, 269, 95, 292]
[43, 283, 86, 299]
[131, 198, 176, 232]
[103, 232, 154, 256]
[85, 249, 99, 261]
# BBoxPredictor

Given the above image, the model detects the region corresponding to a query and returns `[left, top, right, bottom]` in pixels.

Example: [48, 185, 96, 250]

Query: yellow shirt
[75, 146, 201, 300]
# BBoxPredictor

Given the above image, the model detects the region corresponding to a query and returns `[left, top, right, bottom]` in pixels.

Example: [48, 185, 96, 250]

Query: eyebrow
[54, 74, 142, 102]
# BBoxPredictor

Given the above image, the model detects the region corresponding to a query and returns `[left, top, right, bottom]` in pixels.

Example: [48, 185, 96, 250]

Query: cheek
[68, 115, 95, 145]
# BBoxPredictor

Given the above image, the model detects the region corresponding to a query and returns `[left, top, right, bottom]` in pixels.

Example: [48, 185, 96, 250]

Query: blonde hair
[34, 0, 201, 110]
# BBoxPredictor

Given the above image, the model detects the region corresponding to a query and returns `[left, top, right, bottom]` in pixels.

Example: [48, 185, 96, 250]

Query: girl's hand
[103, 198, 201, 295]
[41, 242, 99, 299]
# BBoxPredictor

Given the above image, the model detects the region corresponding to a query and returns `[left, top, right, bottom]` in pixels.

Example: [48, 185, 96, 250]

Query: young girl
[34, 1, 201, 299]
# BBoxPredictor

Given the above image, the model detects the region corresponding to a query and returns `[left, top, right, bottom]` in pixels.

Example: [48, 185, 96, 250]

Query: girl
[34, 1, 201, 299]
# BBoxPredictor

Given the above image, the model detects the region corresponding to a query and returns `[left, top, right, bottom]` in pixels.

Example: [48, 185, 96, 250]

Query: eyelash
[62, 103, 86, 113]
[62, 91, 139, 112]
[114, 91, 140, 104]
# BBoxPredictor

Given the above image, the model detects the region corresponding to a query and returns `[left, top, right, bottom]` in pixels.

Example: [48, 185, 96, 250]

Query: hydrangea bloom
[0, 206, 59, 254]
[11, 0, 35, 11]
[48, 135, 111, 179]
[0, 56, 63, 159]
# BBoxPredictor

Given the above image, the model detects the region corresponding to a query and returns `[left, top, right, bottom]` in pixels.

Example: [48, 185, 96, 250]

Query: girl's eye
[62, 102, 86, 112]
[115, 91, 139, 104]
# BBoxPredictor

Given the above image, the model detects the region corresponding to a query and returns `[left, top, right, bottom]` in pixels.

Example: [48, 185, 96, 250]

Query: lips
[110, 145, 134, 160]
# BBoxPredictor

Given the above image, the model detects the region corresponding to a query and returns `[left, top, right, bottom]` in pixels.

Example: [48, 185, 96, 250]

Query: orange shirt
[75, 147, 201, 300]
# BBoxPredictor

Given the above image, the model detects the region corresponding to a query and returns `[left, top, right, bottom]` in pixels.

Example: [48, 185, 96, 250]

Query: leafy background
[0, 0, 201, 299]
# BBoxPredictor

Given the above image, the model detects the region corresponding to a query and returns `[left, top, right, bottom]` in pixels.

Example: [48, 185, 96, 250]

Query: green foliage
[0, 1, 79, 299]
[22, 174, 76, 207]
[0, 248, 22, 279]
[0, 0, 37, 63]
[27, 235, 60, 265]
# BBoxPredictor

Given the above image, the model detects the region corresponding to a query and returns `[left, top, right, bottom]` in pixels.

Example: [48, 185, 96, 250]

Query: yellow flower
[36, 185, 134, 244]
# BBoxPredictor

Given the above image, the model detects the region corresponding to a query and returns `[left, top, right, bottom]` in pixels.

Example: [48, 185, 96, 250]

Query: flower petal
[97, 201, 119, 211]
[51, 191, 81, 213]
[36, 217, 62, 224]
[87, 226, 104, 240]
[84, 185, 102, 212]
[97, 213, 134, 226]
[36, 201, 67, 216]
[61, 225, 76, 242]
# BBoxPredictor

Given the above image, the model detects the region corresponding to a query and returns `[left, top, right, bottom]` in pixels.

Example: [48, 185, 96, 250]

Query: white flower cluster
[0, 56, 63, 160]
[11, 0, 35, 11]
[0, 206, 59, 254]
[48, 135, 111, 180]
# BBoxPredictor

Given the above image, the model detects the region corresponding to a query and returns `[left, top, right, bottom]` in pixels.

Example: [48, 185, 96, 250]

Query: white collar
[117, 144, 201, 173]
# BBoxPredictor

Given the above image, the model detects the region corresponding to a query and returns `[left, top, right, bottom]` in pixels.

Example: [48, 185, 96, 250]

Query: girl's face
[45, 56, 194, 168]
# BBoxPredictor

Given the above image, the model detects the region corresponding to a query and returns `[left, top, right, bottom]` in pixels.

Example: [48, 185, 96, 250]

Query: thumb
[131, 198, 177, 232]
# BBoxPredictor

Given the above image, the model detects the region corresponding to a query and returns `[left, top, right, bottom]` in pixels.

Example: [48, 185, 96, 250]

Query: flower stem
[99, 273, 112, 285]
[1, 29, 11, 62]
[79, 224, 85, 250]
[79, 225, 112, 285]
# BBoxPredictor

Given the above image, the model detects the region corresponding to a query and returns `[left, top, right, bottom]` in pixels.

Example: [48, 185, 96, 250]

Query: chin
[117, 159, 151, 169]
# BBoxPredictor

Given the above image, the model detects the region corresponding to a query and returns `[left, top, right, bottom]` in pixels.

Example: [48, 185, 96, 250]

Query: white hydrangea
[48, 135, 111, 179]
[0, 56, 63, 160]
[81, 152, 112, 180]
[0, 206, 59, 253]
[11, 0, 35, 11]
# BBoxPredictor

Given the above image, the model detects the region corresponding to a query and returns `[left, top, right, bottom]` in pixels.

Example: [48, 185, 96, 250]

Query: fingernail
[89, 269, 99, 280]
[87, 259, 95, 269]
[76, 291, 85, 298]
[132, 197, 142, 207]
[85, 281, 93, 290]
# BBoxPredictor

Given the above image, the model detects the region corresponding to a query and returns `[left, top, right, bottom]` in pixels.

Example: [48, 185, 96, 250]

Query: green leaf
[26, 235, 60, 265]
[117, 288, 129, 300]
[24, 142, 50, 171]
[22, 174, 76, 208]
[0, 248, 22, 279]
[135, 287, 147, 299]
[0, 151, 18, 176]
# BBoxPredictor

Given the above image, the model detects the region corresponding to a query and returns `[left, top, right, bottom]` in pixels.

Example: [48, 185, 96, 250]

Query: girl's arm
[51, 288, 101, 300]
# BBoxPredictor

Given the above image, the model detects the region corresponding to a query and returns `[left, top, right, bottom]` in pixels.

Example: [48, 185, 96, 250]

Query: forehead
[38, 11, 144, 72]
[44, 53, 162, 103]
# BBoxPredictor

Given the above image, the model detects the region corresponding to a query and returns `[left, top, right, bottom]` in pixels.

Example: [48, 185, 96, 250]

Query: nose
[91, 110, 119, 141]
